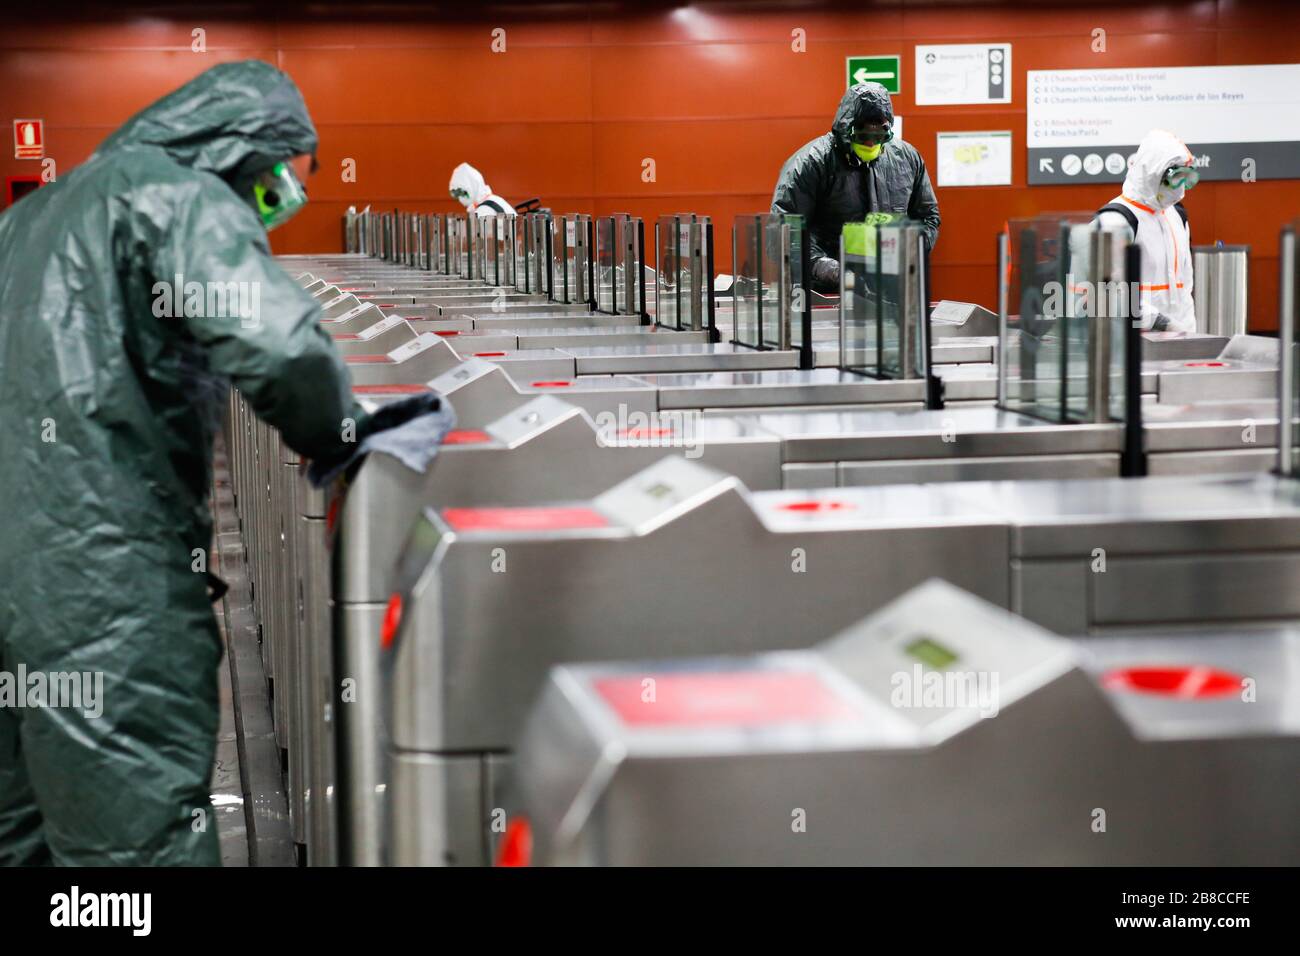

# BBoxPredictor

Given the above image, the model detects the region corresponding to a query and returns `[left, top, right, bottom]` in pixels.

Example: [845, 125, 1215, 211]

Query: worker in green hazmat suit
[0, 61, 411, 865]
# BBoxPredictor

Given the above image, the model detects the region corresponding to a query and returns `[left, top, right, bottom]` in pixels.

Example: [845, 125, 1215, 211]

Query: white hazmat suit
[449, 162, 515, 218]
[1095, 130, 1197, 332]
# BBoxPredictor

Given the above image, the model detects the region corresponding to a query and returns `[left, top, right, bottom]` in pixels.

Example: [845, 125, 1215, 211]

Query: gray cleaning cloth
[307, 395, 457, 487]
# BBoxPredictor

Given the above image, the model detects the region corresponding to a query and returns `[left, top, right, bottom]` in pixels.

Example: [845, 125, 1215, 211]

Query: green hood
[95, 59, 317, 185]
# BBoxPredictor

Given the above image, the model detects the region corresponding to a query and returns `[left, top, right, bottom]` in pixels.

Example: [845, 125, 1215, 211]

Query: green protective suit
[0, 61, 365, 865]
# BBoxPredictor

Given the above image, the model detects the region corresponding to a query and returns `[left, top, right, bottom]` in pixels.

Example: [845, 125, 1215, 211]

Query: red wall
[3, 2, 1299, 328]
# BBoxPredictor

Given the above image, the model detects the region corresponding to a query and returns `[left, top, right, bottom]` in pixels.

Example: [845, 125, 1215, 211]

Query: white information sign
[936, 131, 1013, 187]
[1027, 64, 1300, 183]
[916, 44, 1012, 105]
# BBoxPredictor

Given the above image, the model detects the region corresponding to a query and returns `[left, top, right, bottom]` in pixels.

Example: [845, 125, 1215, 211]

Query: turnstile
[508, 580, 1298, 865]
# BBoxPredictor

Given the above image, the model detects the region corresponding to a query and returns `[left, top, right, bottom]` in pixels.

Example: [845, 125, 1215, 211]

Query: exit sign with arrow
[846, 55, 901, 94]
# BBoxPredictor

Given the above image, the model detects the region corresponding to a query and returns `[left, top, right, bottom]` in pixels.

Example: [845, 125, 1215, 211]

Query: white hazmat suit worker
[449, 162, 515, 218]
[1095, 129, 1199, 332]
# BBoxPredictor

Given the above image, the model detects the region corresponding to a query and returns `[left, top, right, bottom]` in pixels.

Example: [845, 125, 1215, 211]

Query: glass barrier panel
[758, 215, 787, 349]
[622, 216, 642, 314]
[732, 215, 762, 347]
[840, 215, 919, 379]
[596, 216, 617, 311]
[1001, 215, 1072, 420]
[558, 215, 590, 304]
[839, 220, 874, 371]
[786, 217, 805, 350]
[1062, 219, 1131, 424]
[551, 214, 566, 301]
[432, 214, 447, 274]
[501, 216, 517, 288]
[1000, 213, 1132, 424]
[513, 214, 528, 292]
[657, 215, 681, 329]
[532, 213, 553, 298]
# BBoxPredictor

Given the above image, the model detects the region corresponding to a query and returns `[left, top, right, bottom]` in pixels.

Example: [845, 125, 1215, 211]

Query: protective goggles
[450, 187, 471, 202]
[851, 126, 894, 146]
[1162, 164, 1200, 190]
[253, 161, 308, 230]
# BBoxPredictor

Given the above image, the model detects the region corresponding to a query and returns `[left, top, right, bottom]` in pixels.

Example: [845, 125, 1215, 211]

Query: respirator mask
[253, 161, 309, 230]
[851, 124, 893, 163]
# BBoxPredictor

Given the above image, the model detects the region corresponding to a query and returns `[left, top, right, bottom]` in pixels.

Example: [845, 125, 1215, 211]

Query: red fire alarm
[14, 119, 44, 160]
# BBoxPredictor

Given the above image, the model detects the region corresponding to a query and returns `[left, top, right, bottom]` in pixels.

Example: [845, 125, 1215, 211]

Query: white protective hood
[1122, 129, 1194, 209]
[449, 162, 492, 208]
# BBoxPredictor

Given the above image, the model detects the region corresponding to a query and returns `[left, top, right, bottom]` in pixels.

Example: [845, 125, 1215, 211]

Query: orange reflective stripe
[1121, 195, 1156, 213]
[1163, 215, 1180, 279]
[1139, 283, 1185, 291]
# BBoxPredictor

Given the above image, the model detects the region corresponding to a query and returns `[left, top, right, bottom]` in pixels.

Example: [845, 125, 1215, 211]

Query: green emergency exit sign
[846, 55, 901, 94]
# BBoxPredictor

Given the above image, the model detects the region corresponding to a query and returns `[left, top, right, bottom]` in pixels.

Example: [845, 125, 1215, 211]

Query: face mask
[253, 161, 308, 231]
[853, 142, 882, 163]
[1154, 183, 1186, 209]
[450, 187, 473, 209]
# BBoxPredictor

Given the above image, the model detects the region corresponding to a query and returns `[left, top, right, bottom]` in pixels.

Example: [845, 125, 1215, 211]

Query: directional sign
[1027, 64, 1300, 184]
[846, 55, 901, 95]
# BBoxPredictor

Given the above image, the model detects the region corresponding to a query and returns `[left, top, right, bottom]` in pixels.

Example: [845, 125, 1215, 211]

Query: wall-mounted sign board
[1027, 64, 1300, 184]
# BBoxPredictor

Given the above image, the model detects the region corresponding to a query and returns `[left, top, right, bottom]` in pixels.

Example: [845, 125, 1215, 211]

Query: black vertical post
[706, 222, 720, 344]
[637, 219, 649, 324]
[756, 221, 768, 351]
[799, 221, 814, 369]
[921, 235, 943, 409]
[874, 225, 884, 375]
[1122, 243, 1147, 477]
[1054, 224, 1070, 422]
[545, 216, 554, 300]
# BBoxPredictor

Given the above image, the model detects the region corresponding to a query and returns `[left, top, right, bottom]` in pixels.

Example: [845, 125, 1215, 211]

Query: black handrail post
[706, 222, 720, 344]
[799, 220, 814, 369]
[920, 232, 943, 409]
[1121, 243, 1147, 477]
[638, 219, 649, 324]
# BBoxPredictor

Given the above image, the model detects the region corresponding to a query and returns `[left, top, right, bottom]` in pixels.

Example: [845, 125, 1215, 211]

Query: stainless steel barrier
[247, 221, 1298, 868]
[1194, 244, 1250, 336]
[509, 580, 1299, 865]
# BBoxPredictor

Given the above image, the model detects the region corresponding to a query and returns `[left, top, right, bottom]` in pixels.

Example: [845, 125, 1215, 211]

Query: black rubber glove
[359, 392, 443, 439]
[809, 256, 841, 294]
[306, 392, 443, 486]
